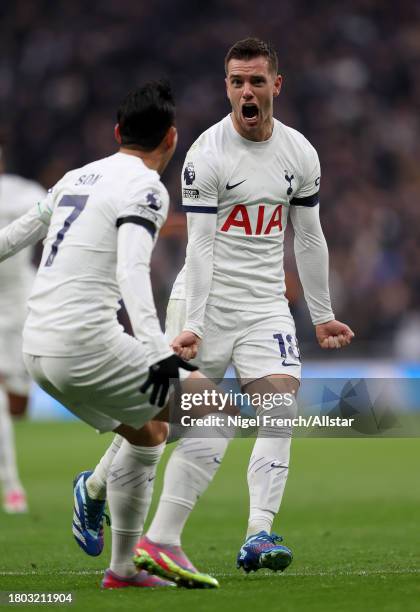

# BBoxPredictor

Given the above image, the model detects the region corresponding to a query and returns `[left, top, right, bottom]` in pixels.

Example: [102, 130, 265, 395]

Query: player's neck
[119, 147, 163, 175]
[231, 113, 274, 142]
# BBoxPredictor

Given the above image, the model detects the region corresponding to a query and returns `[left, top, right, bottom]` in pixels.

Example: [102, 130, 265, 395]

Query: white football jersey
[0, 174, 46, 329]
[23, 152, 169, 356]
[171, 115, 320, 311]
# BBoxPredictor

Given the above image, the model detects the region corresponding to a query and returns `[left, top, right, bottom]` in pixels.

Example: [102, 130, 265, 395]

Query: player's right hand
[140, 354, 197, 407]
[171, 330, 201, 361]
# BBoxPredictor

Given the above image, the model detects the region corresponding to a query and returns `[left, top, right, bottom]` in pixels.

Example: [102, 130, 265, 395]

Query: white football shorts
[23, 333, 169, 433]
[165, 299, 301, 383]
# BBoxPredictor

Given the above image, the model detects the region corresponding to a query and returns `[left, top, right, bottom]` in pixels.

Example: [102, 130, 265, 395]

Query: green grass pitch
[0, 421, 419, 611]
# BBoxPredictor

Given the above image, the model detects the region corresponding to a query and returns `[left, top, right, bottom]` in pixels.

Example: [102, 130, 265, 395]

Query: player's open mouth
[241, 104, 259, 123]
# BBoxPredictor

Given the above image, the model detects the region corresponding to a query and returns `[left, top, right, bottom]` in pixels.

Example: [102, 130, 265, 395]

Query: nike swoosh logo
[226, 179, 246, 190]
[270, 462, 288, 469]
[282, 360, 299, 367]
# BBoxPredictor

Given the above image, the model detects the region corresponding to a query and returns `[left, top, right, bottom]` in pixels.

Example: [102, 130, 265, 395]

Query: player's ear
[273, 74, 282, 98]
[114, 124, 122, 145]
[165, 125, 178, 152]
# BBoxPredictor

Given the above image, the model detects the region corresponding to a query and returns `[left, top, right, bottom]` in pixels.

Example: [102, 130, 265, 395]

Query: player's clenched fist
[171, 330, 201, 361]
[315, 320, 354, 350]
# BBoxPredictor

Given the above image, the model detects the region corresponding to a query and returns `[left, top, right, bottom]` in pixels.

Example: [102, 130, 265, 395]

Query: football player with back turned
[0, 81, 219, 590]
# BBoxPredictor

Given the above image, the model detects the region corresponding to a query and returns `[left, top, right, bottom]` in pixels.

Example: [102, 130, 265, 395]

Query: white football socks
[246, 436, 291, 537]
[107, 439, 165, 577]
[86, 434, 123, 500]
[147, 421, 233, 546]
[0, 386, 23, 495]
[246, 399, 297, 538]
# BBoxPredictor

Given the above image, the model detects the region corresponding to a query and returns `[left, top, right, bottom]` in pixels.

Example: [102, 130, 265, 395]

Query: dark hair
[225, 37, 278, 75]
[117, 80, 175, 151]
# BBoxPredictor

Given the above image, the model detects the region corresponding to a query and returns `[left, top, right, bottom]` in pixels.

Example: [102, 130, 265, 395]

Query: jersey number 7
[45, 195, 89, 267]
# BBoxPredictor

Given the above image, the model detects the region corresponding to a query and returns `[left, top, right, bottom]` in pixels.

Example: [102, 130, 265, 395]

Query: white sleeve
[290, 141, 321, 205]
[290, 203, 335, 325]
[0, 197, 52, 263]
[181, 147, 219, 338]
[184, 212, 217, 337]
[116, 222, 172, 364]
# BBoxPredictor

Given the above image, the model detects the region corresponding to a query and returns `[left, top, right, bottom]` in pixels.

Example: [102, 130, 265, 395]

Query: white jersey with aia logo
[171, 114, 320, 312]
[23, 152, 169, 357]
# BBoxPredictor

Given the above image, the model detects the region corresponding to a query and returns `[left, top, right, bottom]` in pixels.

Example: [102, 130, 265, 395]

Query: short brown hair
[224, 37, 278, 75]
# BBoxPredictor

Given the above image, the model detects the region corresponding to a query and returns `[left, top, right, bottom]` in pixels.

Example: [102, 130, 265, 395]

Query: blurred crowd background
[1, 0, 419, 359]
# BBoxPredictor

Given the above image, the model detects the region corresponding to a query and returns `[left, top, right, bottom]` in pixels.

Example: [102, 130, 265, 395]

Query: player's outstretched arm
[0, 200, 51, 262]
[315, 319, 355, 349]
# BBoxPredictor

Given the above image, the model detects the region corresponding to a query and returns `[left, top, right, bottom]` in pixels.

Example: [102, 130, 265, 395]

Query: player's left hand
[315, 320, 355, 349]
